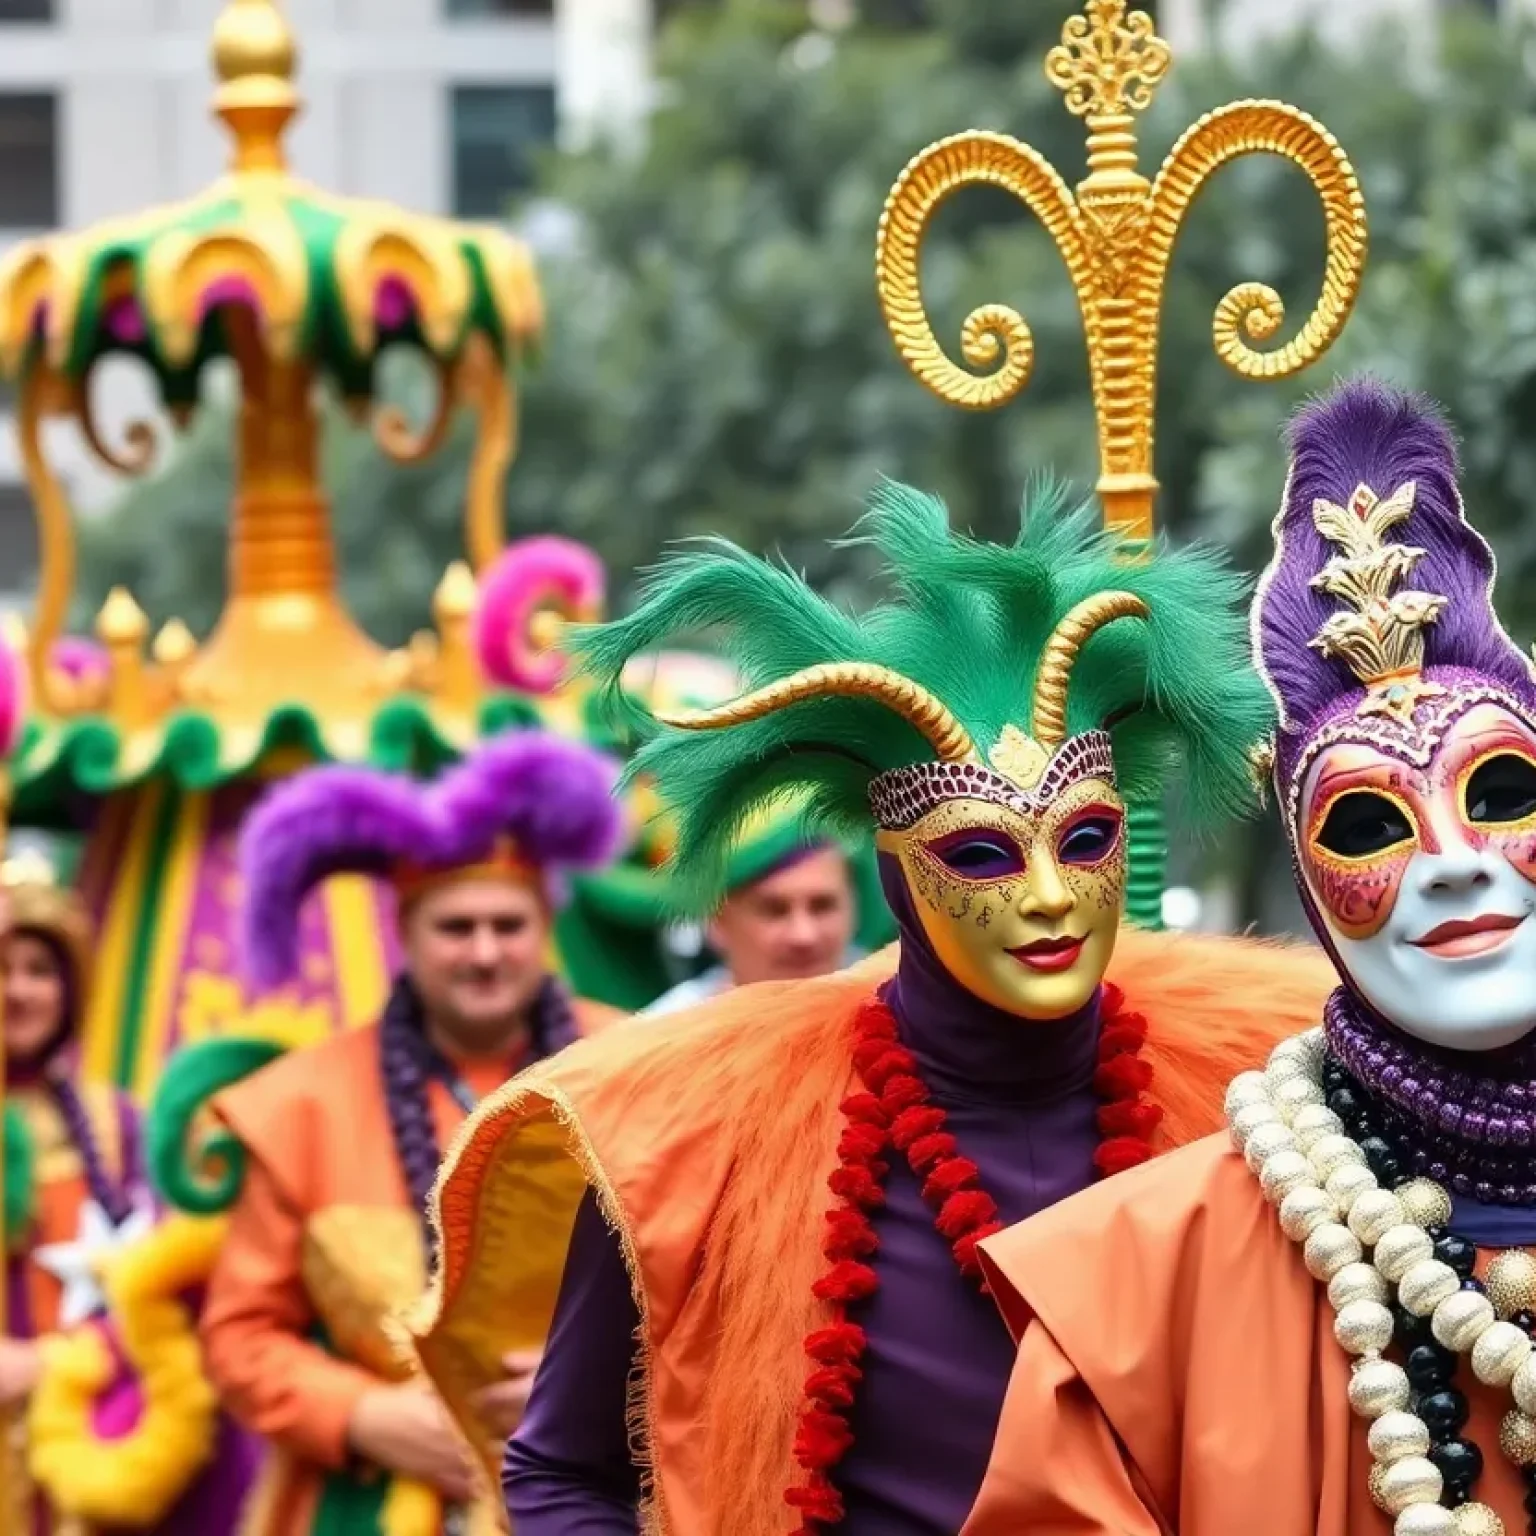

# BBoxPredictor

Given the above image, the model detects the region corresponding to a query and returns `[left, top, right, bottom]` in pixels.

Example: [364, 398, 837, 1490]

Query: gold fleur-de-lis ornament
[876, 0, 1369, 544]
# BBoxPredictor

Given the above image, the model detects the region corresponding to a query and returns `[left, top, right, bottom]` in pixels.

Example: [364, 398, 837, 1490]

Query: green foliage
[70, 0, 1536, 925]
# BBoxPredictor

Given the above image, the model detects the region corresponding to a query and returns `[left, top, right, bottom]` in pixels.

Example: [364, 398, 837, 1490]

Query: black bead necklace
[1323, 1057, 1515, 1522]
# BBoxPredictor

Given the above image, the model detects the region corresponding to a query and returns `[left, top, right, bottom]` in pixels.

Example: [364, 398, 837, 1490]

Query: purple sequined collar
[1325, 989, 1536, 1203]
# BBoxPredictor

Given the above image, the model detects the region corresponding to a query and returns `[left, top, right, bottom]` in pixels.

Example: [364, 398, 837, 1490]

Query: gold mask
[653, 592, 1148, 1021]
[872, 729, 1126, 1018]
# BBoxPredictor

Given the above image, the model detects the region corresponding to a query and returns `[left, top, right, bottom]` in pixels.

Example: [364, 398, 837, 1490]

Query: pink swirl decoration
[0, 628, 28, 757]
[472, 536, 606, 696]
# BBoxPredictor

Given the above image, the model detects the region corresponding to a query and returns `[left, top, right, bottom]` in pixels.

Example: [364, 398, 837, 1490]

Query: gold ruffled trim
[411, 1073, 667, 1533]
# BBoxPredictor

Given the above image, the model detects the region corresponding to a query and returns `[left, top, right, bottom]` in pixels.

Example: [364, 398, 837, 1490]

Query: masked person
[965, 379, 1536, 1536]
[194, 731, 625, 1535]
[414, 482, 1337, 1535]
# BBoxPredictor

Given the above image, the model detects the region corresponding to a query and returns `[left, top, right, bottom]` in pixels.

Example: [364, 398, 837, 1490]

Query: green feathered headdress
[580, 479, 1272, 914]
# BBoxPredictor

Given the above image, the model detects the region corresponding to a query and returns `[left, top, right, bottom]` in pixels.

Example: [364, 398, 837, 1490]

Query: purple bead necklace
[379, 974, 578, 1261]
[1325, 988, 1536, 1203]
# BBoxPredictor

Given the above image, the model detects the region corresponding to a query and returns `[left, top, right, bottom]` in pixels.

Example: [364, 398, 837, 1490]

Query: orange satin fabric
[202, 1003, 612, 1534]
[425, 931, 1337, 1536]
[965, 1134, 1526, 1534]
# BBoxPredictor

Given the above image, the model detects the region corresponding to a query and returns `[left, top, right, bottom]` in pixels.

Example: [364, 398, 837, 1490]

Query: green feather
[3, 1101, 34, 1251]
[579, 479, 1272, 914]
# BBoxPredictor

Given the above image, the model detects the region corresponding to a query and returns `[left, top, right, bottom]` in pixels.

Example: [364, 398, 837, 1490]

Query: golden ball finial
[212, 0, 296, 87]
[211, 0, 299, 173]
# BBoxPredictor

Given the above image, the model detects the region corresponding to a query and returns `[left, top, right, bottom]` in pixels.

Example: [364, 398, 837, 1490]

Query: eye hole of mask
[924, 832, 1026, 881]
[1315, 791, 1415, 860]
[1466, 752, 1536, 826]
[1058, 811, 1122, 865]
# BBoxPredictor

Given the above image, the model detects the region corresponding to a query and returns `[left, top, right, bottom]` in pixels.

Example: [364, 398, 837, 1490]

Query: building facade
[0, 0, 650, 603]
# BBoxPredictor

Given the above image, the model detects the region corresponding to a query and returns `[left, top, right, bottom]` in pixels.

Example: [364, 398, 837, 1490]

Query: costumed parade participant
[645, 799, 865, 1016]
[1, 863, 143, 1407]
[179, 730, 624, 1535]
[413, 476, 1338, 1534]
[965, 379, 1536, 1535]
[413, 0, 1380, 1517]
[2, 857, 252, 1532]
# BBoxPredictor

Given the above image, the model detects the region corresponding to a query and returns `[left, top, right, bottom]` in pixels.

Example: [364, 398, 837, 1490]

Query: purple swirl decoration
[379, 975, 578, 1261]
[1325, 988, 1536, 1203]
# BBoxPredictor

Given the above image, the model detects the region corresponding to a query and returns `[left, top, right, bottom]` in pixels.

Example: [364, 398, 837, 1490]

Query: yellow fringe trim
[27, 1213, 226, 1526]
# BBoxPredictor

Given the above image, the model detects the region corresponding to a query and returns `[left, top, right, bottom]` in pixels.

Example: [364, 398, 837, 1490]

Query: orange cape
[964, 1134, 1527, 1534]
[202, 999, 617, 1536]
[415, 931, 1337, 1535]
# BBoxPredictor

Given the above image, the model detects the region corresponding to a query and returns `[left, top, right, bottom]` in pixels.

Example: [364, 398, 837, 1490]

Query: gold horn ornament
[875, 0, 1367, 544]
[1031, 590, 1150, 748]
[653, 661, 976, 763]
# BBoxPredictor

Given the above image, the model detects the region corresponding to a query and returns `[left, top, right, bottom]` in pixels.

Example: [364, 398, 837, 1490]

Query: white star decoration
[33, 1196, 156, 1328]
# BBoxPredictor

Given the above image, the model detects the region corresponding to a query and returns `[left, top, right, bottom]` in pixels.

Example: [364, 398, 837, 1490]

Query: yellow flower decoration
[177, 969, 334, 1052]
[27, 1215, 226, 1527]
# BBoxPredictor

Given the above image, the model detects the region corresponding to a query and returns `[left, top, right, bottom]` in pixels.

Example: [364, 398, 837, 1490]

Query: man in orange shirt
[181, 730, 625, 1535]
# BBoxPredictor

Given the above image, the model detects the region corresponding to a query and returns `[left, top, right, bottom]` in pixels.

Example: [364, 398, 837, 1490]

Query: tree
[69, 0, 1536, 924]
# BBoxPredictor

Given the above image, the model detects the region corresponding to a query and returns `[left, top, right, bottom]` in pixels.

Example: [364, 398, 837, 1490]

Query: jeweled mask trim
[868, 729, 1116, 832]
[1282, 683, 1536, 833]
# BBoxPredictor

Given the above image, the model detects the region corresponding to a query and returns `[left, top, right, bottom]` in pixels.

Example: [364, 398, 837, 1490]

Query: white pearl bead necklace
[1224, 1036, 1518, 1536]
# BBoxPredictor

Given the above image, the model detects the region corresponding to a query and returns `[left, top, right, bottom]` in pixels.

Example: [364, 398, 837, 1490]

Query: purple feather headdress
[1253, 378, 1536, 822]
[240, 730, 626, 989]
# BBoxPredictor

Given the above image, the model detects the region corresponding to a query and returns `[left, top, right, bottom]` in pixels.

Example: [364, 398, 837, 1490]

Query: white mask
[1299, 703, 1536, 1052]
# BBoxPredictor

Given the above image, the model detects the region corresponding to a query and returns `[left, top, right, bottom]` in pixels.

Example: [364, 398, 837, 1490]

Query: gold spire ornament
[875, 0, 1368, 543]
[0, 0, 542, 745]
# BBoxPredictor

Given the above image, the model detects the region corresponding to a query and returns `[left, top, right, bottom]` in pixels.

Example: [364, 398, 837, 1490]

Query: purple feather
[1254, 378, 1535, 787]
[239, 731, 625, 989]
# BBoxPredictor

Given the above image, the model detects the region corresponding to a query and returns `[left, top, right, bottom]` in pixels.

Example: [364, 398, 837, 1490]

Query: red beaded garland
[785, 984, 1160, 1531]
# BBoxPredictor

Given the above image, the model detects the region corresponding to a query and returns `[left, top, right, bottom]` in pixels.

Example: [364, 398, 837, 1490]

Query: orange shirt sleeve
[199, 1149, 382, 1470]
[962, 1317, 1168, 1536]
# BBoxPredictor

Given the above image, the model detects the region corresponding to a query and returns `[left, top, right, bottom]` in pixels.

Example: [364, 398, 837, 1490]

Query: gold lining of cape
[411, 1073, 667, 1535]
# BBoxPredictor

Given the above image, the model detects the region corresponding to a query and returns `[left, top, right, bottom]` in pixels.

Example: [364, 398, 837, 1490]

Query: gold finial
[1308, 480, 1447, 724]
[875, 0, 1367, 544]
[433, 562, 480, 713]
[152, 618, 198, 670]
[433, 561, 478, 626]
[1045, 0, 1171, 129]
[96, 587, 152, 728]
[211, 0, 300, 175]
[96, 587, 148, 648]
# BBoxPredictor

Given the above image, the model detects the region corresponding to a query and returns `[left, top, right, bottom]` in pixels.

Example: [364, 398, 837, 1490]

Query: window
[0, 0, 53, 21]
[445, 0, 554, 16]
[0, 93, 57, 229]
[0, 482, 38, 596]
[450, 86, 557, 218]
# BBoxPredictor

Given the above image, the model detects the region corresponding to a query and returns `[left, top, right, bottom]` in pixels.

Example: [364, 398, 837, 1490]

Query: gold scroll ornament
[875, 0, 1369, 543]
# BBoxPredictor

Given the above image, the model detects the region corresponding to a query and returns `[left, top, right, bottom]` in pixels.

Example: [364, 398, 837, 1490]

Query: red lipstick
[1008, 934, 1086, 973]
[1409, 912, 1524, 959]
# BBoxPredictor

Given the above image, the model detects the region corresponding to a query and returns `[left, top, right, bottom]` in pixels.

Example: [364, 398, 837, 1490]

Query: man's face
[707, 847, 855, 987]
[401, 878, 551, 1050]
